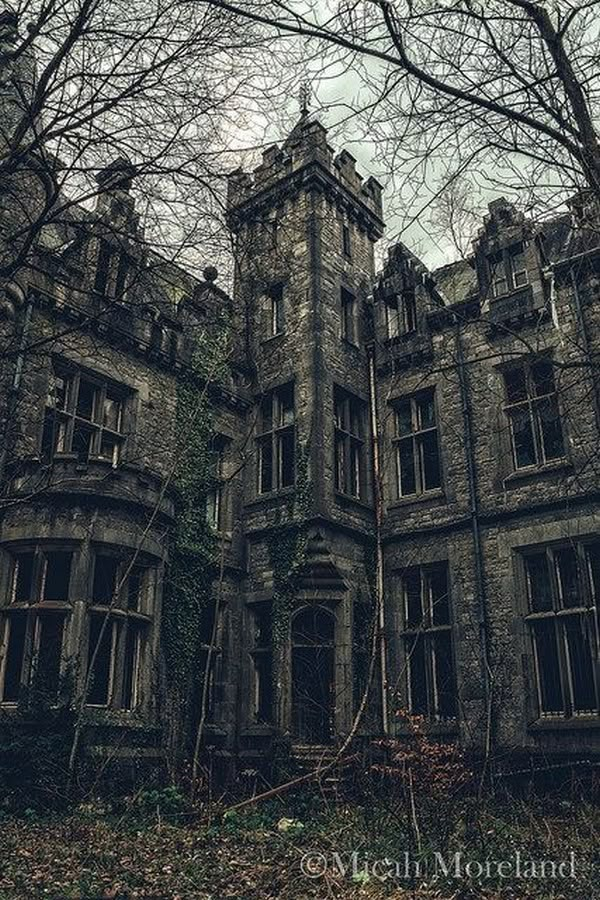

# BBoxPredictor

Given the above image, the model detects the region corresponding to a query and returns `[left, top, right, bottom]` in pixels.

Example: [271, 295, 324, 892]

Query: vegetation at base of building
[0, 785, 596, 899]
[0, 677, 76, 812]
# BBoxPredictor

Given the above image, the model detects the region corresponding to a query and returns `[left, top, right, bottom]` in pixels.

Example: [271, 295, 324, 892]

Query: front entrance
[291, 606, 335, 744]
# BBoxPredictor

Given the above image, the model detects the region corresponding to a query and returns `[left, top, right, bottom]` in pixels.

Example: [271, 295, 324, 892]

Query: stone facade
[1, 102, 600, 768]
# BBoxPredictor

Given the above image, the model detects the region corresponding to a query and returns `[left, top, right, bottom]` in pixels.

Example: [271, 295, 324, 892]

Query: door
[291, 606, 335, 744]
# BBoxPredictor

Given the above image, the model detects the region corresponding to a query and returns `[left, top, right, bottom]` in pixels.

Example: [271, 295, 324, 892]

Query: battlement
[227, 115, 383, 223]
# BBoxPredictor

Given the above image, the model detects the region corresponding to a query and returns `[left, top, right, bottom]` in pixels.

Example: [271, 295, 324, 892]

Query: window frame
[334, 387, 366, 500]
[256, 383, 295, 494]
[503, 358, 565, 471]
[340, 287, 358, 345]
[267, 283, 285, 337]
[384, 290, 417, 340]
[206, 435, 230, 532]
[489, 241, 529, 299]
[399, 562, 457, 722]
[522, 540, 600, 720]
[0, 545, 75, 705]
[41, 361, 128, 466]
[392, 389, 442, 499]
[85, 550, 154, 710]
[250, 601, 273, 724]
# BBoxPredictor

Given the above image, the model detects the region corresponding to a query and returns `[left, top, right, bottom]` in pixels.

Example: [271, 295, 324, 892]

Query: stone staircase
[291, 744, 352, 799]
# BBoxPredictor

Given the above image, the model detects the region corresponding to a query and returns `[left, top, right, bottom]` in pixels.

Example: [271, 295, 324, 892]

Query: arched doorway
[291, 606, 335, 744]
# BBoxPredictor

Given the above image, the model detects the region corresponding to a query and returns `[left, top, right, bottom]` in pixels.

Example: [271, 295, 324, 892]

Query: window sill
[334, 491, 373, 512]
[388, 488, 445, 509]
[244, 486, 295, 508]
[341, 337, 361, 351]
[528, 715, 600, 732]
[503, 459, 572, 488]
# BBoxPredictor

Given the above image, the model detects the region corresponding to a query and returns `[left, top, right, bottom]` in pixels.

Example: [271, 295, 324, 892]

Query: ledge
[243, 486, 295, 509]
[503, 459, 572, 489]
[387, 488, 446, 510]
[528, 716, 600, 733]
[333, 491, 373, 513]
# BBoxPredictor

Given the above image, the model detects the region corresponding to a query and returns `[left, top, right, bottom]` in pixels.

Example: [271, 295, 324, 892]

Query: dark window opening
[33, 614, 64, 699]
[401, 563, 456, 721]
[342, 223, 352, 258]
[394, 390, 441, 498]
[385, 290, 417, 338]
[524, 542, 599, 718]
[42, 552, 72, 602]
[94, 239, 112, 296]
[489, 242, 528, 299]
[341, 287, 357, 344]
[93, 555, 119, 606]
[257, 384, 295, 493]
[334, 388, 365, 499]
[41, 362, 126, 466]
[1, 612, 27, 702]
[252, 602, 272, 724]
[504, 360, 564, 470]
[12, 552, 34, 603]
[87, 614, 116, 706]
[122, 624, 142, 710]
[268, 283, 284, 336]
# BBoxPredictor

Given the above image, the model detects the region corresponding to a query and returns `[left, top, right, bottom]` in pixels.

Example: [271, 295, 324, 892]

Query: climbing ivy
[267, 439, 312, 660]
[162, 313, 230, 703]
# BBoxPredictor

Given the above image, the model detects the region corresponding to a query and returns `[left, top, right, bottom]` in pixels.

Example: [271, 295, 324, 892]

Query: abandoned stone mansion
[2, 102, 600, 770]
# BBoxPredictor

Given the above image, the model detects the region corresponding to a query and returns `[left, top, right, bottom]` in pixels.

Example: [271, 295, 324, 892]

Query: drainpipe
[0, 286, 33, 488]
[455, 320, 492, 755]
[367, 340, 389, 735]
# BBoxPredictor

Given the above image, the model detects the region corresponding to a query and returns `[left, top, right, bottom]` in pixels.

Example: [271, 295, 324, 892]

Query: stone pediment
[295, 531, 348, 597]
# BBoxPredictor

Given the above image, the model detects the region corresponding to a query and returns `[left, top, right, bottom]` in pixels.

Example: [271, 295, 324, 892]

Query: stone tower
[227, 114, 384, 746]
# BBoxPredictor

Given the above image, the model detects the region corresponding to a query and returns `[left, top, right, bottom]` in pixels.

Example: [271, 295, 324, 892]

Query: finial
[299, 81, 311, 118]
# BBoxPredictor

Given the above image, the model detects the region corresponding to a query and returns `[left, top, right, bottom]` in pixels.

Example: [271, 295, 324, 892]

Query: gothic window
[41, 361, 127, 466]
[86, 552, 153, 710]
[393, 390, 441, 498]
[385, 290, 417, 339]
[334, 387, 365, 499]
[524, 542, 599, 718]
[503, 359, 565, 470]
[257, 383, 295, 493]
[400, 563, 456, 721]
[267, 283, 284, 337]
[489, 242, 529, 298]
[251, 602, 273, 724]
[340, 287, 357, 344]
[206, 435, 229, 531]
[1, 546, 73, 704]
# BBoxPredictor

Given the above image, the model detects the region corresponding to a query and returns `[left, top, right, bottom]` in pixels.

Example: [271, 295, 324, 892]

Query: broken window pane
[404, 569, 422, 628]
[510, 406, 536, 468]
[13, 552, 34, 602]
[564, 615, 597, 713]
[34, 614, 64, 699]
[43, 552, 72, 602]
[93, 555, 119, 605]
[554, 548, 580, 608]
[87, 615, 115, 705]
[526, 553, 553, 612]
[537, 396, 564, 460]
[406, 635, 427, 714]
[76, 379, 97, 421]
[532, 619, 564, 715]
[122, 624, 141, 710]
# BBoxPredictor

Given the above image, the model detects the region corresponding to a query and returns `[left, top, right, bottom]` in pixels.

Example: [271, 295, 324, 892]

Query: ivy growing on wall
[161, 310, 230, 758]
[267, 438, 312, 670]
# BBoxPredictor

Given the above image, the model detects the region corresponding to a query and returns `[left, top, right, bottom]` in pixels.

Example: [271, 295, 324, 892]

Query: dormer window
[385, 290, 417, 339]
[489, 242, 529, 298]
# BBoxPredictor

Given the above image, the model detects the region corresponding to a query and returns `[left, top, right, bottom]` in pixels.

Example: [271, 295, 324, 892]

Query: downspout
[367, 339, 389, 735]
[455, 320, 492, 756]
[0, 289, 33, 488]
